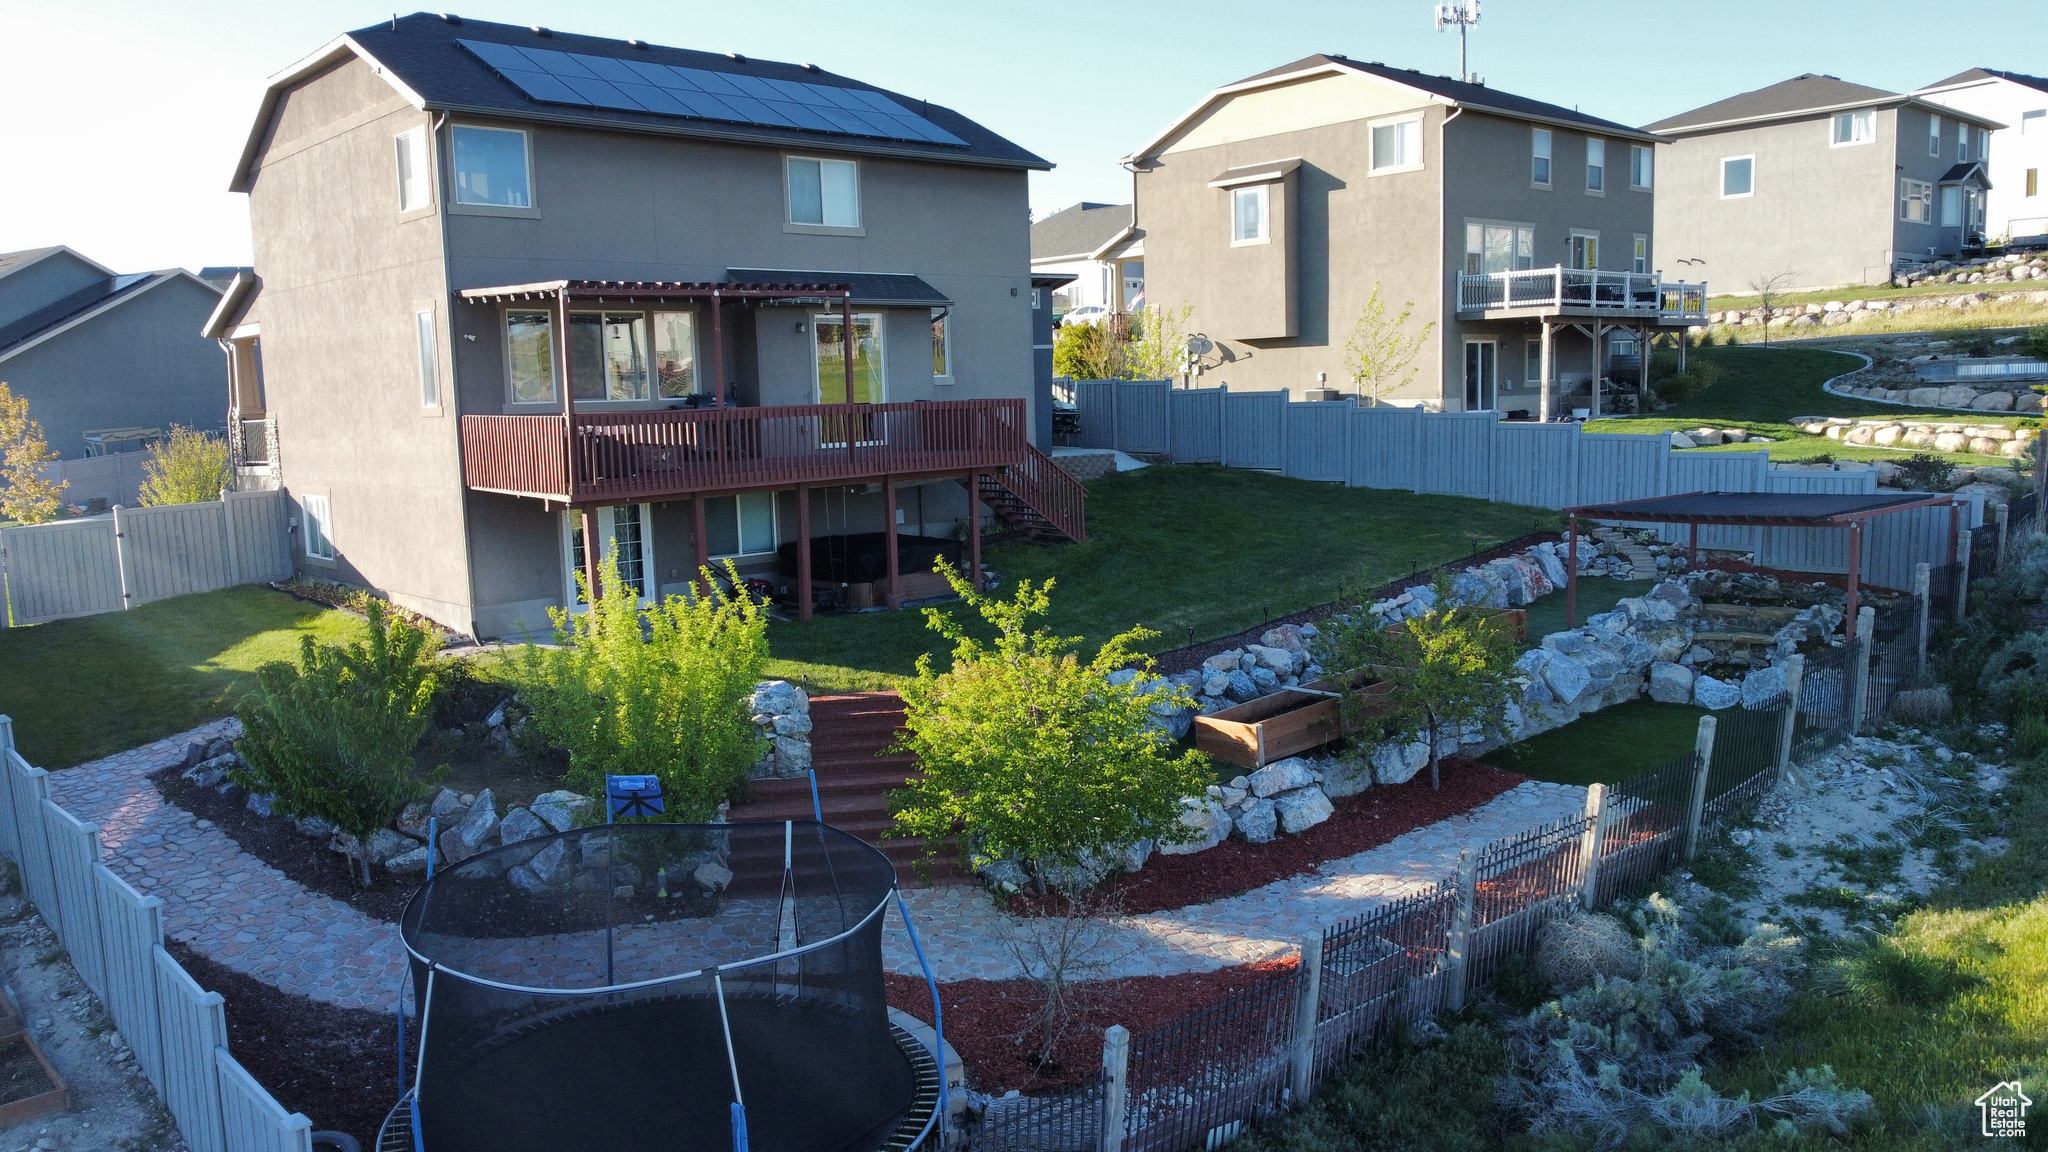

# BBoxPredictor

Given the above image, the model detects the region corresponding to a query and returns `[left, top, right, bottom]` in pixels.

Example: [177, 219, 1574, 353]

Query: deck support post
[1774, 654, 1805, 784]
[1566, 512, 1579, 627]
[1288, 932, 1325, 1101]
[1683, 715, 1719, 860]
[1538, 320, 1554, 423]
[579, 506, 602, 602]
[966, 472, 983, 594]
[797, 485, 813, 622]
[692, 494, 711, 594]
[1443, 850, 1477, 1012]
[710, 291, 726, 407]
[884, 476, 901, 611]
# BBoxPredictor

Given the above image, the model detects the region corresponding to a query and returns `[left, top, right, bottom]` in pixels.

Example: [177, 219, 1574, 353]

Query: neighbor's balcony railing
[1457, 266, 1707, 321]
[234, 417, 274, 467]
[461, 398, 1029, 503]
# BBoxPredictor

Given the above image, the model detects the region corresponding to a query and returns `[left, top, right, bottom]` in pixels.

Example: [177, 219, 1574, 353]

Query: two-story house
[1914, 69, 2048, 243]
[1029, 202, 1143, 319]
[1125, 55, 1704, 421]
[215, 14, 1082, 639]
[1647, 74, 2003, 292]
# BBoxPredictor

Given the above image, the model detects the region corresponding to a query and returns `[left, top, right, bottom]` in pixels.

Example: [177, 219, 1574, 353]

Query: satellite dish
[1186, 335, 1214, 357]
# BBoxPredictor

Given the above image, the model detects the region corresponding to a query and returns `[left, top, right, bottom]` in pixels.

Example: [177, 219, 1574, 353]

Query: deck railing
[1457, 266, 1707, 321]
[989, 444, 1090, 542]
[462, 398, 1028, 503]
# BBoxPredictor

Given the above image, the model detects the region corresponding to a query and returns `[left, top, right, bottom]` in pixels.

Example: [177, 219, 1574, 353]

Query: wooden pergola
[1563, 490, 1962, 631]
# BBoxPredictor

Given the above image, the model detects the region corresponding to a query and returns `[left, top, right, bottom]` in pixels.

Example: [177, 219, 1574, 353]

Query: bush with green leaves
[138, 425, 230, 506]
[232, 601, 441, 885]
[518, 552, 769, 822]
[1895, 452, 1955, 492]
[888, 562, 1209, 891]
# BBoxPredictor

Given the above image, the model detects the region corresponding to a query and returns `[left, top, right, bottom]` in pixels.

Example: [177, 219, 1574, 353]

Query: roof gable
[1031, 203, 1132, 261]
[1645, 73, 1899, 133]
[0, 246, 116, 285]
[1922, 67, 2048, 96]
[0, 271, 221, 363]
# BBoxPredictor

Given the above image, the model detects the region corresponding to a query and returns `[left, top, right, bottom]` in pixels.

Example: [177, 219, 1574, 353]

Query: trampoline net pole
[895, 889, 948, 1136]
[713, 970, 749, 1152]
[412, 967, 437, 1104]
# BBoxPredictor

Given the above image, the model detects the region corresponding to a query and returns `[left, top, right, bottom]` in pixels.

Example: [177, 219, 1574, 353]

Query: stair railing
[987, 443, 1088, 542]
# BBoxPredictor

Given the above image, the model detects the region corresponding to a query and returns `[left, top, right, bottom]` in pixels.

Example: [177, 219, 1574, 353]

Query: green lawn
[0, 587, 364, 769]
[1483, 697, 1710, 786]
[1519, 577, 1653, 646]
[1588, 345, 2027, 468]
[1706, 279, 2045, 312]
[765, 465, 1558, 692]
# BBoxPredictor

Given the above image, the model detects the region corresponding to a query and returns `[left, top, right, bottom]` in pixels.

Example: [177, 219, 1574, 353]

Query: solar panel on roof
[455, 38, 967, 147]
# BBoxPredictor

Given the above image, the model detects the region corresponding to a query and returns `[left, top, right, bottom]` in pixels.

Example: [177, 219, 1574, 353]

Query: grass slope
[765, 465, 1557, 692]
[1707, 279, 2048, 312]
[0, 587, 363, 769]
[1484, 698, 1711, 787]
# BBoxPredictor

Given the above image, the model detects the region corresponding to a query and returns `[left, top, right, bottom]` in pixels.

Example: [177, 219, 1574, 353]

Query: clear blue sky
[3, 0, 2044, 272]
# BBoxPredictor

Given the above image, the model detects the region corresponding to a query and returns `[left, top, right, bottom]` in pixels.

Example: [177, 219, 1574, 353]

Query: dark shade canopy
[726, 268, 950, 307]
[1567, 490, 1951, 526]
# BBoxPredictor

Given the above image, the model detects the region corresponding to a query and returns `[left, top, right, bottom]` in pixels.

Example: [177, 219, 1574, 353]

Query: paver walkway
[53, 722, 1582, 1009]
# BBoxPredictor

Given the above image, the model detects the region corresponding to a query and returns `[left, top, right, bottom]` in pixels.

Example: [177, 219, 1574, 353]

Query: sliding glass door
[814, 313, 885, 444]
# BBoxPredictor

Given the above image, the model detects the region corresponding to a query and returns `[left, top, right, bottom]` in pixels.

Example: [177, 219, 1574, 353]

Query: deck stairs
[977, 443, 1088, 543]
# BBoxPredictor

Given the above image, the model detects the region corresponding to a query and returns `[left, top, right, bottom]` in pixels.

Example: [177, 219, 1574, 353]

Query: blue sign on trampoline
[607, 775, 664, 819]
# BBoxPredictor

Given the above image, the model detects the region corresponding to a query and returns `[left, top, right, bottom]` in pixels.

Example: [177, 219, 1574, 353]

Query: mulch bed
[166, 939, 410, 1145]
[1150, 531, 1558, 676]
[1007, 756, 1530, 917]
[150, 767, 414, 923]
[884, 959, 1298, 1096]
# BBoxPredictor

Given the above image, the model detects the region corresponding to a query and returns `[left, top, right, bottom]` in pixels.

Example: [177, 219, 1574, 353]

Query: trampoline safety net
[399, 821, 914, 1152]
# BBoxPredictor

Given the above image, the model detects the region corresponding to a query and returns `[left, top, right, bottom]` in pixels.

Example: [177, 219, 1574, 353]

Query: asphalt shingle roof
[0, 248, 61, 279]
[1924, 67, 2048, 96]
[1643, 73, 1899, 133]
[0, 273, 158, 357]
[1031, 203, 1131, 261]
[1231, 55, 1658, 141]
[334, 14, 1048, 171]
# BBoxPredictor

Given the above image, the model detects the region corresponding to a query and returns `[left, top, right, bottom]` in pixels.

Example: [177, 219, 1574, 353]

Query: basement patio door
[563, 504, 653, 608]
[1464, 339, 1497, 412]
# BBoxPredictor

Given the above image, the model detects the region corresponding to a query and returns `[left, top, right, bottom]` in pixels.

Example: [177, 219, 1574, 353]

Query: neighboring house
[1029, 202, 1143, 316]
[0, 246, 224, 458]
[218, 13, 1081, 640]
[1646, 74, 2003, 292]
[1914, 68, 2048, 242]
[1126, 54, 1703, 418]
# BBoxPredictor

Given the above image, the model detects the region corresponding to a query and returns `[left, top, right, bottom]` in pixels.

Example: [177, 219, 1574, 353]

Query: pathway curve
[882, 780, 1587, 983]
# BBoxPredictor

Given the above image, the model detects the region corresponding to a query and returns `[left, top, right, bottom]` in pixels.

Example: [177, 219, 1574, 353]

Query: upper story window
[1630, 145, 1653, 190]
[1369, 115, 1423, 174]
[1900, 178, 1933, 223]
[1231, 185, 1268, 243]
[1569, 232, 1599, 271]
[1585, 138, 1605, 192]
[1957, 120, 1970, 160]
[931, 308, 951, 378]
[786, 156, 859, 227]
[1531, 128, 1552, 186]
[1929, 114, 1942, 157]
[452, 125, 531, 207]
[1632, 235, 1649, 274]
[1464, 222, 1533, 274]
[1721, 155, 1755, 198]
[415, 310, 438, 408]
[395, 128, 431, 212]
[1831, 109, 1875, 147]
[2025, 110, 2045, 135]
[506, 308, 701, 404]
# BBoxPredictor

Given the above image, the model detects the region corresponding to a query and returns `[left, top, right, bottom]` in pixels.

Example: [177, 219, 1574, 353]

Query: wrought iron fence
[1700, 693, 1787, 827]
[1122, 969, 1300, 1152]
[963, 1076, 1110, 1152]
[1794, 643, 1855, 758]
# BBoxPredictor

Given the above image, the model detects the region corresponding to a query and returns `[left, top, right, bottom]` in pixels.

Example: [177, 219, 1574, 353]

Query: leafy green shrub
[232, 602, 441, 885]
[1652, 360, 1722, 406]
[138, 426, 229, 506]
[518, 551, 769, 822]
[1820, 938, 1972, 1008]
[2025, 324, 2048, 361]
[1977, 631, 2048, 716]
[888, 562, 1208, 890]
[1896, 452, 1956, 491]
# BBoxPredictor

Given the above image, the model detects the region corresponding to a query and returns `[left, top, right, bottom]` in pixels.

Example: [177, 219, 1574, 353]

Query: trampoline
[383, 820, 941, 1152]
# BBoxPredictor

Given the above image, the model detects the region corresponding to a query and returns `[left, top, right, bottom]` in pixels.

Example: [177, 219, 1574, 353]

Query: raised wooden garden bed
[0, 1033, 67, 1126]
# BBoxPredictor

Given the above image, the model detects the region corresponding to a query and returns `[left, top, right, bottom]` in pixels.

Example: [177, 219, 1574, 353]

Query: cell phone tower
[1434, 0, 1481, 83]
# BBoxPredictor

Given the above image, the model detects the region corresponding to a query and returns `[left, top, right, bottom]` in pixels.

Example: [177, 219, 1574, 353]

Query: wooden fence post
[1576, 783, 1607, 911]
[1846, 606, 1876, 734]
[1912, 563, 1930, 679]
[1099, 1024, 1130, 1152]
[1443, 849, 1478, 1012]
[1774, 654, 1806, 785]
[110, 504, 134, 611]
[219, 494, 242, 588]
[1288, 932, 1323, 1102]
[1682, 715, 1719, 860]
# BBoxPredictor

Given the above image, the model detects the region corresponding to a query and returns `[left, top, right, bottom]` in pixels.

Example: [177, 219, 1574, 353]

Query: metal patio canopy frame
[458, 278, 859, 607]
[1562, 490, 1962, 630]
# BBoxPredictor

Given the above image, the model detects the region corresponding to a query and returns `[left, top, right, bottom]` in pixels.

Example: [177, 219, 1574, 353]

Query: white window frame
[931, 307, 952, 379]
[1957, 121, 1970, 160]
[1230, 185, 1270, 244]
[1368, 113, 1425, 175]
[812, 310, 887, 409]
[395, 127, 432, 213]
[2027, 168, 2040, 199]
[1939, 185, 1963, 228]
[1629, 144, 1652, 190]
[1901, 178, 1934, 223]
[449, 124, 535, 213]
[1463, 339, 1497, 412]
[2023, 110, 2045, 135]
[561, 504, 656, 609]
[504, 307, 556, 406]
[301, 494, 334, 563]
[415, 310, 438, 409]
[1463, 220, 1535, 274]
[1721, 155, 1755, 199]
[1929, 114, 1943, 157]
[1585, 138, 1605, 195]
[784, 155, 862, 232]
[1632, 234, 1649, 274]
[1531, 127, 1552, 187]
[1830, 109, 1875, 147]
[1524, 338, 1543, 387]
[1569, 230, 1600, 271]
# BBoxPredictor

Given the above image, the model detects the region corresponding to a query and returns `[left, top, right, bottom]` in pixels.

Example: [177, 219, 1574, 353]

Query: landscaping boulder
[453, 789, 499, 851]
[1647, 661, 1694, 705]
[1232, 798, 1278, 844]
[1245, 644, 1294, 673]
[293, 816, 336, 839]
[246, 793, 276, 818]
[182, 753, 239, 790]
[1740, 665, 1788, 709]
[386, 846, 432, 875]
[1906, 386, 1943, 407]
[1370, 738, 1431, 786]
[498, 807, 550, 846]
[1320, 756, 1375, 799]
[1692, 675, 1740, 710]
[1261, 625, 1307, 653]
[529, 790, 592, 833]
[1274, 787, 1334, 834]
[1531, 547, 1568, 589]
[510, 840, 573, 893]
[973, 854, 1031, 894]
[396, 801, 432, 839]
[1203, 649, 1247, 675]
[1202, 673, 1231, 697]
[429, 788, 467, 822]
[1541, 630, 1588, 655]
[750, 680, 808, 719]
[1248, 758, 1318, 798]
[1540, 652, 1593, 705]
[693, 860, 734, 892]
[1160, 797, 1231, 855]
[1224, 669, 1260, 702]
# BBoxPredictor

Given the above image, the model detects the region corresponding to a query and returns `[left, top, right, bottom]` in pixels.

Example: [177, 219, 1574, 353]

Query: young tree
[888, 562, 1209, 889]
[1053, 319, 1113, 381]
[0, 383, 65, 524]
[519, 551, 770, 820]
[1120, 303, 1197, 382]
[139, 425, 231, 506]
[1748, 271, 1799, 349]
[232, 601, 441, 885]
[1342, 285, 1436, 406]
[1313, 577, 1520, 790]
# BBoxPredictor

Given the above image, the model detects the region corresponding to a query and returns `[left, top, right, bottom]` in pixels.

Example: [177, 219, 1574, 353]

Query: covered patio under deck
[1562, 491, 1963, 631]
[457, 279, 1084, 619]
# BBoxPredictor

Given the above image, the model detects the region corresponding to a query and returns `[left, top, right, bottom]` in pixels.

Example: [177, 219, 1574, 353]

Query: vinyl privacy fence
[1, 490, 294, 626]
[0, 717, 313, 1152]
[1064, 380, 1985, 594]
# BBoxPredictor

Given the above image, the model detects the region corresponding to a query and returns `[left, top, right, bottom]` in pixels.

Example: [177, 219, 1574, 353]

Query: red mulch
[884, 959, 1298, 1095]
[1007, 756, 1529, 917]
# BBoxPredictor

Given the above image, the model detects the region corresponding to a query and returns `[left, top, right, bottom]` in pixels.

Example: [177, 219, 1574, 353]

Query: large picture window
[653, 311, 699, 398]
[787, 156, 859, 227]
[507, 310, 555, 403]
[506, 310, 673, 403]
[569, 313, 651, 401]
[815, 313, 884, 405]
[1464, 222, 1533, 274]
[452, 125, 531, 207]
